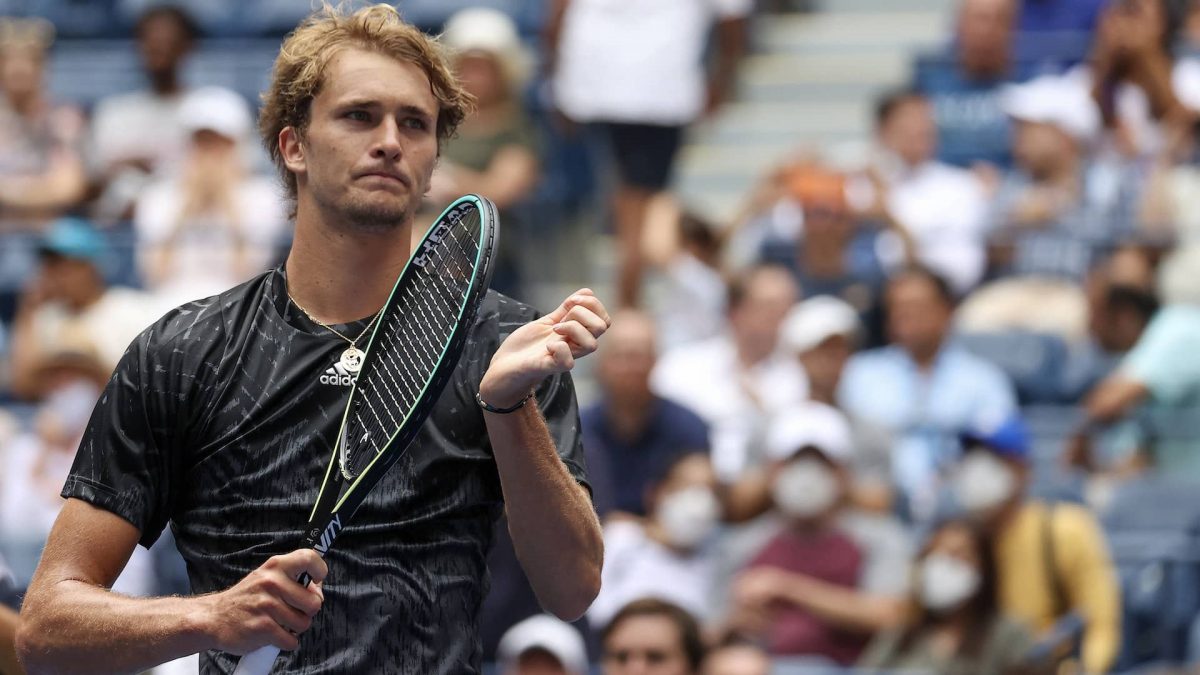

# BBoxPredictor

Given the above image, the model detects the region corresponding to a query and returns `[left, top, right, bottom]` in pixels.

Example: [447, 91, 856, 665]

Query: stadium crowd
[0, 0, 1199, 673]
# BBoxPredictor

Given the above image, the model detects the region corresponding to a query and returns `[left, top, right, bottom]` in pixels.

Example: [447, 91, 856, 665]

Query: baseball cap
[497, 614, 587, 675]
[1000, 72, 1100, 143]
[37, 217, 105, 263]
[765, 401, 854, 464]
[179, 86, 252, 141]
[959, 413, 1031, 461]
[781, 295, 861, 355]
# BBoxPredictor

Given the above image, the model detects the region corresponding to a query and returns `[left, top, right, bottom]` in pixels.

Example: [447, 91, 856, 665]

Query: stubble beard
[316, 186, 418, 234]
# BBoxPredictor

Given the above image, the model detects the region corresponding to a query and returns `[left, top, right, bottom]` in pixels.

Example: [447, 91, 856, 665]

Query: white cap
[497, 614, 588, 675]
[781, 295, 860, 355]
[1000, 72, 1100, 143]
[179, 86, 252, 141]
[441, 8, 531, 84]
[765, 401, 854, 464]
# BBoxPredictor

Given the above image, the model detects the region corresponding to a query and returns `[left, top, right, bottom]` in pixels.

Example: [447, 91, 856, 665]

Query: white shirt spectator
[89, 90, 188, 175]
[553, 0, 752, 125]
[866, 161, 990, 294]
[134, 174, 287, 308]
[30, 287, 153, 373]
[653, 336, 808, 481]
[588, 519, 715, 629]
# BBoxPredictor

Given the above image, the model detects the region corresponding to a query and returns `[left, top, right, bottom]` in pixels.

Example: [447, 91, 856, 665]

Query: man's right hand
[200, 550, 328, 655]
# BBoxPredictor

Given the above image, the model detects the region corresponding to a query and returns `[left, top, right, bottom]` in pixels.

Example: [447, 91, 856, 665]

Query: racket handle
[233, 646, 280, 675]
[231, 571, 312, 674]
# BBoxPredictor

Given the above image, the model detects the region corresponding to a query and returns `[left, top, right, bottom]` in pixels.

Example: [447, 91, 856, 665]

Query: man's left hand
[479, 288, 610, 408]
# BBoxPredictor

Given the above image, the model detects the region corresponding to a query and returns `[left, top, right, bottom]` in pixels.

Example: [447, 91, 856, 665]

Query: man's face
[38, 254, 98, 304]
[798, 335, 852, 394]
[729, 269, 798, 360]
[596, 314, 657, 401]
[886, 275, 951, 357]
[1013, 120, 1074, 180]
[957, 0, 1015, 76]
[0, 46, 43, 101]
[603, 615, 693, 675]
[286, 48, 440, 232]
[138, 14, 192, 78]
[509, 648, 569, 675]
[880, 98, 937, 167]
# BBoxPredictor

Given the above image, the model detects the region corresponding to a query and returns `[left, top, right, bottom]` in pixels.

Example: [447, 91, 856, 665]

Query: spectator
[855, 90, 990, 294]
[952, 415, 1121, 674]
[0, 17, 87, 230]
[957, 72, 1130, 342]
[778, 296, 894, 512]
[1139, 113, 1200, 242]
[0, 339, 157, 599]
[652, 265, 806, 482]
[427, 8, 540, 295]
[497, 614, 589, 675]
[700, 640, 770, 675]
[7, 218, 151, 400]
[588, 453, 721, 630]
[548, 0, 749, 307]
[858, 518, 1036, 675]
[0, 552, 18, 675]
[728, 402, 910, 666]
[602, 598, 705, 675]
[641, 196, 727, 349]
[914, 0, 1024, 168]
[583, 310, 709, 517]
[1019, 0, 1109, 34]
[733, 161, 883, 308]
[839, 267, 1017, 522]
[133, 86, 287, 309]
[1069, 245, 1200, 478]
[89, 5, 199, 222]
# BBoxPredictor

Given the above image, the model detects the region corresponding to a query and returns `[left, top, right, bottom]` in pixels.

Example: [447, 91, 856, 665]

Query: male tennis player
[17, 5, 606, 674]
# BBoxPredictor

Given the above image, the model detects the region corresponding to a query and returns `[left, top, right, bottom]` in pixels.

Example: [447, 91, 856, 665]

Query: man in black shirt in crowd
[16, 5, 607, 674]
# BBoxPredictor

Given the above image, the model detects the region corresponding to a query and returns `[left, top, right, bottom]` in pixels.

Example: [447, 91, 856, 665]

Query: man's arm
[478, 289, 609, 620]
[734, 567, 906, 634]
[1, 604, 21, 675]
[17, 500, 327, 675]
[705, 16, 748, 117]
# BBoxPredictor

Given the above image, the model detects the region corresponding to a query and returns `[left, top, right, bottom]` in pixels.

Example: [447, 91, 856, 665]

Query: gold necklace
[287, 288, 381, 374]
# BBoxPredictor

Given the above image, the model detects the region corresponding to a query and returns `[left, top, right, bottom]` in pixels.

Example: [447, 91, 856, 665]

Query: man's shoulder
[654, 396, 709, 431]
[134, 272, 275, 359]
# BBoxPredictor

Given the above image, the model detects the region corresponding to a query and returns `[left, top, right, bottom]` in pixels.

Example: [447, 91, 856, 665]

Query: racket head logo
[411, 201, 467, 268]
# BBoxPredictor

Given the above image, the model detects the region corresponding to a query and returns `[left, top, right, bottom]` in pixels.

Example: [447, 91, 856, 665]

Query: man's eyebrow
[335, 99, 434, 119]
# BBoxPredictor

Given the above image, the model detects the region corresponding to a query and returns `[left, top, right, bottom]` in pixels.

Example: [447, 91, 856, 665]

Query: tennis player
[17, 5, 606, 674]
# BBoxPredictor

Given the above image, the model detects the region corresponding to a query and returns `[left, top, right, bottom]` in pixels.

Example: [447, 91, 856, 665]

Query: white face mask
[953, 451, 1017, 515]
[655, 486, 720, 550]
[771, 459, 840, 519]
[919, 552, 981, 613]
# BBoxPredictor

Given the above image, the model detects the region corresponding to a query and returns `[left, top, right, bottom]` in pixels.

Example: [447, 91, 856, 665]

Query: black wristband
[476, 390, 532, 414]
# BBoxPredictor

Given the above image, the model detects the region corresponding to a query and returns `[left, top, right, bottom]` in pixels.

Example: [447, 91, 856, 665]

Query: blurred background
[1, 0, 1200, 673]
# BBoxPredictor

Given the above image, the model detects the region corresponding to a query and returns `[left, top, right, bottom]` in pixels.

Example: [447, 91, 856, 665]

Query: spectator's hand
[198, 549, 328, 654]
[1064, 432, 1094, 472]
[733, 567, 793, 609]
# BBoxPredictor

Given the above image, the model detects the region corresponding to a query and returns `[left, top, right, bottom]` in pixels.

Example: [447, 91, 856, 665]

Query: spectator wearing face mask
[497, 614, 589, 675]
[588, 453, 721, 631]
[727, 402, 911, 666]
[951, 415, 1121, 674]
[859, 518, 1035, 675]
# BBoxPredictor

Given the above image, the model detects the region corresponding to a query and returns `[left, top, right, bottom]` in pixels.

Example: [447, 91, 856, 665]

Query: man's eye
[403, 117, 428, 131]
[345, 110, 370, 122]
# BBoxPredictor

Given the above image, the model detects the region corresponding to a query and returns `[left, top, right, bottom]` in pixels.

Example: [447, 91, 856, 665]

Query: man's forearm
[780, 574, 905, 633]
[485, 402, 602, 620]
[18, 581, 212, 675]
[1, 604, 22, 675]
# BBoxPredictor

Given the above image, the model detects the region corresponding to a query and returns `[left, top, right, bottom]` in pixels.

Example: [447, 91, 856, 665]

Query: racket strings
[340, 209, 483, 479]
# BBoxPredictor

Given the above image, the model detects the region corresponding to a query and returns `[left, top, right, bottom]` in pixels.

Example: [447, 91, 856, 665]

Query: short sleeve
[60, 332, 177, 548]
[1123, 307, 1200, 404]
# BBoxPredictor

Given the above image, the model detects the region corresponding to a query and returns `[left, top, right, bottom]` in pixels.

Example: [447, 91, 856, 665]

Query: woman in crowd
[859, 518, 1036, 675]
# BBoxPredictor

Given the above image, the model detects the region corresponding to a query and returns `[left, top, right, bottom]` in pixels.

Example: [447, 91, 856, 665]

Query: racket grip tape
[230, 571, 315, 674]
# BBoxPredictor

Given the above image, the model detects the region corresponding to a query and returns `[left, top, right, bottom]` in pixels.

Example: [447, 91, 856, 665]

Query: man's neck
[149, 73, 181, 97]
[285, 206, 416, 324]
[605, 392, 654, 441]
[907, 339, 943, 370]
[66, 286, 105, 313]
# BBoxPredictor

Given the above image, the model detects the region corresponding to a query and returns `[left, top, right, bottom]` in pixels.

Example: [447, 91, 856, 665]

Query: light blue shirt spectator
[838, 343, 1018, 521]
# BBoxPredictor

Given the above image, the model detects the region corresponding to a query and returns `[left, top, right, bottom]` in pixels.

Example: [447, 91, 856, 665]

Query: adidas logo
[320, 363, 356, 387]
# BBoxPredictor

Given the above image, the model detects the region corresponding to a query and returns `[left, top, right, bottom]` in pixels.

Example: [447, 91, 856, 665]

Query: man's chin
[339, 197, 415, 232]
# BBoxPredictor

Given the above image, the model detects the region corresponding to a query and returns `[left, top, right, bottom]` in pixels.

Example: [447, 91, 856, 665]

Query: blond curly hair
[259, 3, 473, 206]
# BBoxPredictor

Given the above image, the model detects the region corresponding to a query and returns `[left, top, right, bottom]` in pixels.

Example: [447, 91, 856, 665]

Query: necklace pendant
[340, 347, 365, 374]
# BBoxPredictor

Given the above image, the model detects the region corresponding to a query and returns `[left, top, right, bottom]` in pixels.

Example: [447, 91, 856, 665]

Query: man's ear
[279, 126, 306, 175]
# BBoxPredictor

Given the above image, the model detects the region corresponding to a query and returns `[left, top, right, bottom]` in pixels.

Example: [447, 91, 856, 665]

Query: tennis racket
[233, 194, 498, 674]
